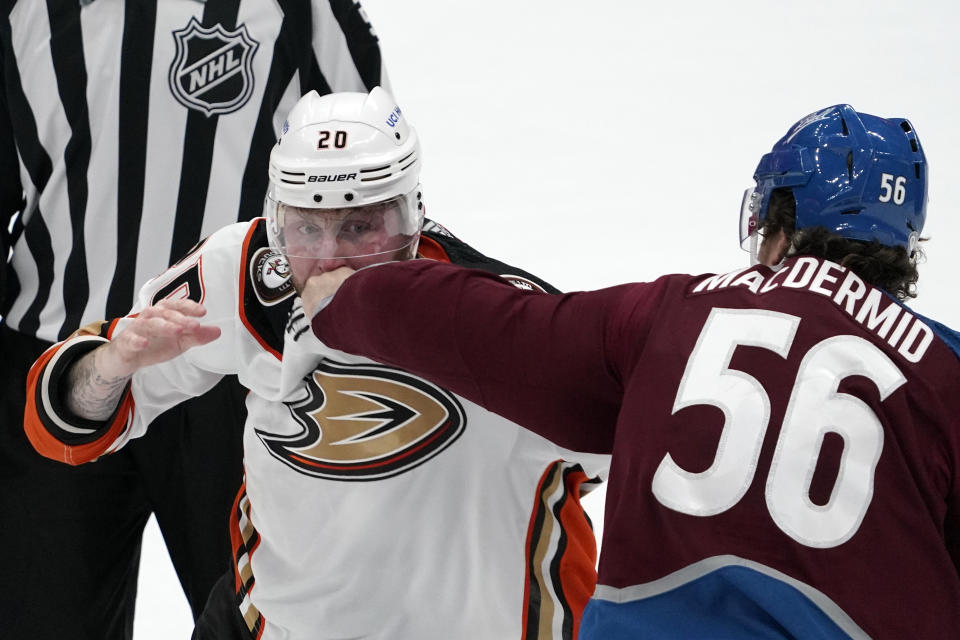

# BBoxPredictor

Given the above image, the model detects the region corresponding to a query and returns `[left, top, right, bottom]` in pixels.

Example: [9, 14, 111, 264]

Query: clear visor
[739, 187, 762, 249]
[266, 192, 421, 260]
[739, 187, 761, 265]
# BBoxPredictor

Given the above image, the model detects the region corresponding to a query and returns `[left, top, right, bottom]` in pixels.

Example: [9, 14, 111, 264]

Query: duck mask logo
[256, 360, 466, 481]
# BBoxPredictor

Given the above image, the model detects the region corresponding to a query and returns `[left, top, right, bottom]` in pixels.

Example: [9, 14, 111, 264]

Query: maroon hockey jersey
[313, 255, 960, 639]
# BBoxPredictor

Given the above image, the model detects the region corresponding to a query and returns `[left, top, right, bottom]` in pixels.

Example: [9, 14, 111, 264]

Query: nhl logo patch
[169, 17, 259, 117]
[251, 247, 294, 305]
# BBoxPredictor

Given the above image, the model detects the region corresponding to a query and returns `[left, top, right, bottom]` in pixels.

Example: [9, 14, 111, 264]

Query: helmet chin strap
[748, 233, 761, 266]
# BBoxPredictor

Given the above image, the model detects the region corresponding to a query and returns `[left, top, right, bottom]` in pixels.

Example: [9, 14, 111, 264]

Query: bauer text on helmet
[265, 87, 424, 282]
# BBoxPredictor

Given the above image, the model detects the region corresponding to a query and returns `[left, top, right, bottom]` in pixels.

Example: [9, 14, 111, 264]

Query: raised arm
[309, 260, 654, 454]
[65, 299, 220, 420]
[23, 222, 249, 465]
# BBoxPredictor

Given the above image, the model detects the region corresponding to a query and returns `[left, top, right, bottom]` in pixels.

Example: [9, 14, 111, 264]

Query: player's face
[280, 203, 416, 290]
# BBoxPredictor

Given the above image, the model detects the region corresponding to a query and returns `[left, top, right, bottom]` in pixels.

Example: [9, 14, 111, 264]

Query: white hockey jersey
[25, 219, 609, 640]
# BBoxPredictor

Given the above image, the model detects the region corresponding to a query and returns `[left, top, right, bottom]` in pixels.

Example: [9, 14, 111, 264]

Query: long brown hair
[762, 189, 922, 300]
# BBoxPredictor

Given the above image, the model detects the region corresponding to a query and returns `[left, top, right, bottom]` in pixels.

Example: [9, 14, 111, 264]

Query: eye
[341, 220, 372, 236]
[295, 222, 321, 236]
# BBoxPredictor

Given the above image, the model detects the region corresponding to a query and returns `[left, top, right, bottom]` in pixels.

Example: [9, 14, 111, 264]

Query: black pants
[191, 572, 255, 640]
[0, 324, 247, 639]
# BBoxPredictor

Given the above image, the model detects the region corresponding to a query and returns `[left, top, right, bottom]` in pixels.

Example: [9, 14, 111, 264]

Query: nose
[306, 235, 351, 273]
[308, 233, 351, 268]
[315, 256, 349, 273]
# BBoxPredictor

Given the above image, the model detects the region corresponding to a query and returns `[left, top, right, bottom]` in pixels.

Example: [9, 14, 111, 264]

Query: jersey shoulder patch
[239, 220, 295, 359]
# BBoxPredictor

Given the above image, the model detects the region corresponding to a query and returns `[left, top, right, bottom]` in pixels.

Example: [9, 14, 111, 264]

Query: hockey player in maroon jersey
[22, 88, 608, 640]
[305, 104, 960, 639]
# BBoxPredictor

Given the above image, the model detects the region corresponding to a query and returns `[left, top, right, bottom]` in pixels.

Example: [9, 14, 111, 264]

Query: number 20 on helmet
[265, 87, 424, 263]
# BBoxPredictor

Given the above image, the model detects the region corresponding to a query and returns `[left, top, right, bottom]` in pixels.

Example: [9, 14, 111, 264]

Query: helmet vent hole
[846, 151, 854, 179]
[840, 118, 849, 135]
[344, 193, 354, 202]
[910, 139, 919, 153]
[914, 162, 922, 179]
[900, 121, 912, 133]
[313, 194, 323, 203]
[840, 209, 860, 216]
[398, 151, 415, 164]
[395, 132, 401, 140]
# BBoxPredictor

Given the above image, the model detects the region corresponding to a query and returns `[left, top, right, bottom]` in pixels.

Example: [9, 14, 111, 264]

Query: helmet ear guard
[745, 104, 927, 253]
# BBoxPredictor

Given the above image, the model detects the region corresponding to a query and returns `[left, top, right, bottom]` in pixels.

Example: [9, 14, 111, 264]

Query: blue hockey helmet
[740, 104, 927, 256]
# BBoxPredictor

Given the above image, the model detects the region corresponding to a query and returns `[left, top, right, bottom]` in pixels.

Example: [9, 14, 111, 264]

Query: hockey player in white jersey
[23, 88, 608, 640]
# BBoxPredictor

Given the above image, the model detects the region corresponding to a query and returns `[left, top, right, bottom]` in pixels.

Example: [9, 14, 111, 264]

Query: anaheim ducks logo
[256, 360, 466, 481]
[250, 247, 294, 306]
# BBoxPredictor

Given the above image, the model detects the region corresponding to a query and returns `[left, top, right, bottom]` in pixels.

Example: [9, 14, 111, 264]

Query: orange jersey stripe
[229, 481, 266, 638]
[521, 461, 599, 640]
[553, 469, 598, 639]
[23, 343, 135, 465]
[415, 235, 451, 263]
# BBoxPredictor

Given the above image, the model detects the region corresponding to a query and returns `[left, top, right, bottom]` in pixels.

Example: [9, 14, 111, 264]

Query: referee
[0, 1, 387, 637]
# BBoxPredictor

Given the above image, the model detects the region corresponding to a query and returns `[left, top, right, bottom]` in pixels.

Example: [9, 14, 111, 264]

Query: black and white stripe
[1, 0, 386, 342]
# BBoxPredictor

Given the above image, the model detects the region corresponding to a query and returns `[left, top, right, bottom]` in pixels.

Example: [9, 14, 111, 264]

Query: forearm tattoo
[65, 351, 130, 421]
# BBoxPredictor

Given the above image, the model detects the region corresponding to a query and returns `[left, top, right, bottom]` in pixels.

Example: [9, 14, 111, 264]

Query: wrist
[94, 342, 137, 381]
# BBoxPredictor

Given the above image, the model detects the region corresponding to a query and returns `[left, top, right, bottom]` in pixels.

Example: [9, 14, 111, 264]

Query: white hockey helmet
[265, 86, 423, 261]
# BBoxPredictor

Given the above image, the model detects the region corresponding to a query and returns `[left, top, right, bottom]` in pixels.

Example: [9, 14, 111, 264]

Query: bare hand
[97, 299, 221, 379]
[300, 267, 356, 318]
[65, 299, 220, 421]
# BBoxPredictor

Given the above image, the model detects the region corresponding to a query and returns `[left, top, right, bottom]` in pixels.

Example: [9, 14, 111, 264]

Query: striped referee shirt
[0, 0, 386, 343]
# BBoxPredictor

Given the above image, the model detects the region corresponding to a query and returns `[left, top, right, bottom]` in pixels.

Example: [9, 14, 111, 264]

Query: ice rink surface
[136, 1, 960, 635]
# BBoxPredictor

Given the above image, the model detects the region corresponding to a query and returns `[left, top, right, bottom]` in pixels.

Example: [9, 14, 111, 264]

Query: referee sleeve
[309, 0, 390, 93]
[0, 48, 25, 308]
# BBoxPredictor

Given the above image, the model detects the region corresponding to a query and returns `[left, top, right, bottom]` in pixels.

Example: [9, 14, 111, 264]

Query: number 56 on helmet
[740, 104, 927, 257]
